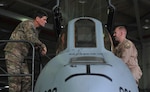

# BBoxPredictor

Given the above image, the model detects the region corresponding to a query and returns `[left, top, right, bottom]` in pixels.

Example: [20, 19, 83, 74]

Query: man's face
[37, 16, 48, 27]
[113, 28, 121, 42]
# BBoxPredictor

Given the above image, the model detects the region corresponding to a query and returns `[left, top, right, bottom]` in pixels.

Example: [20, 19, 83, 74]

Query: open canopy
[60, 0, 109, 25]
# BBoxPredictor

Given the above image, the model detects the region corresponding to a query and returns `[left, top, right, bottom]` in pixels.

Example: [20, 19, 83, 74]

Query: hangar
[0, 0, 150, 92]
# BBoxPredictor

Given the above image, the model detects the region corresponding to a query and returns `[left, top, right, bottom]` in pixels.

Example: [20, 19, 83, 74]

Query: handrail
[0, 40, 35, 92]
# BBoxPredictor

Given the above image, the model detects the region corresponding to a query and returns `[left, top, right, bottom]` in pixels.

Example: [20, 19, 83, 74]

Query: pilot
[56, 28, 67, 55]
[113, 26, 142, 85]
[4, 10, 48, 92]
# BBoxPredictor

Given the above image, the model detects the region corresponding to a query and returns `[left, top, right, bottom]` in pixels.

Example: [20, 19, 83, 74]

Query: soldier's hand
[41, 47, 47, 56]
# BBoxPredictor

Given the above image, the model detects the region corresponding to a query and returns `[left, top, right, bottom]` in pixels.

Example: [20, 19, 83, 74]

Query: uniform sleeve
[121, 42, 132, 64]
[24, 21, 46, 48]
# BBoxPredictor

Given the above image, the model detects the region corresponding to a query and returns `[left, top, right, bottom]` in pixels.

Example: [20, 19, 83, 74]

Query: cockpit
[56, 19, 114, 54]
[75, 19, 96, 47]
[56, 0, 114, 54]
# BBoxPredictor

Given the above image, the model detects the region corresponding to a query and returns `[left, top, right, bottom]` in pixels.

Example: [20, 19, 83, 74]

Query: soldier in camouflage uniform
[4, 10, 48, 92]
[113, 26, 142, 85]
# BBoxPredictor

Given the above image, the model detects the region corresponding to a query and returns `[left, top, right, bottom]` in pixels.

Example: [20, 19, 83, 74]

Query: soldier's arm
[24, 22, 47, 55]
[121, 43, 132, 63]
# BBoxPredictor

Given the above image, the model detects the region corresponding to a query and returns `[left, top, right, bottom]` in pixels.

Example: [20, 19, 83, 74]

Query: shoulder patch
[125, 43, 131, 48]
[124, 41, 131, 49]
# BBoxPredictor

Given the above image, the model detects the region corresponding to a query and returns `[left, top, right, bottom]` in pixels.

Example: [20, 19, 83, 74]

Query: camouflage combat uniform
[113, 39, 142, 85]
[4, 20, 46, 92]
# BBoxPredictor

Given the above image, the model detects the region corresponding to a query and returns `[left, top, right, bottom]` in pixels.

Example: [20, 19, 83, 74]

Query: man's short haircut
[116, 25, 127, 35]
[33, 10, 48, 19]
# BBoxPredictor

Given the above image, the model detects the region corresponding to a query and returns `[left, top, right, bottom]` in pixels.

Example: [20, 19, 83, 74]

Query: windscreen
[75, 19, 96, 47]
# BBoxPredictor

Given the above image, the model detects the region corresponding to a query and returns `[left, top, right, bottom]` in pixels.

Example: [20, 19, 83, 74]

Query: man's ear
[35, 16, 40, 21]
